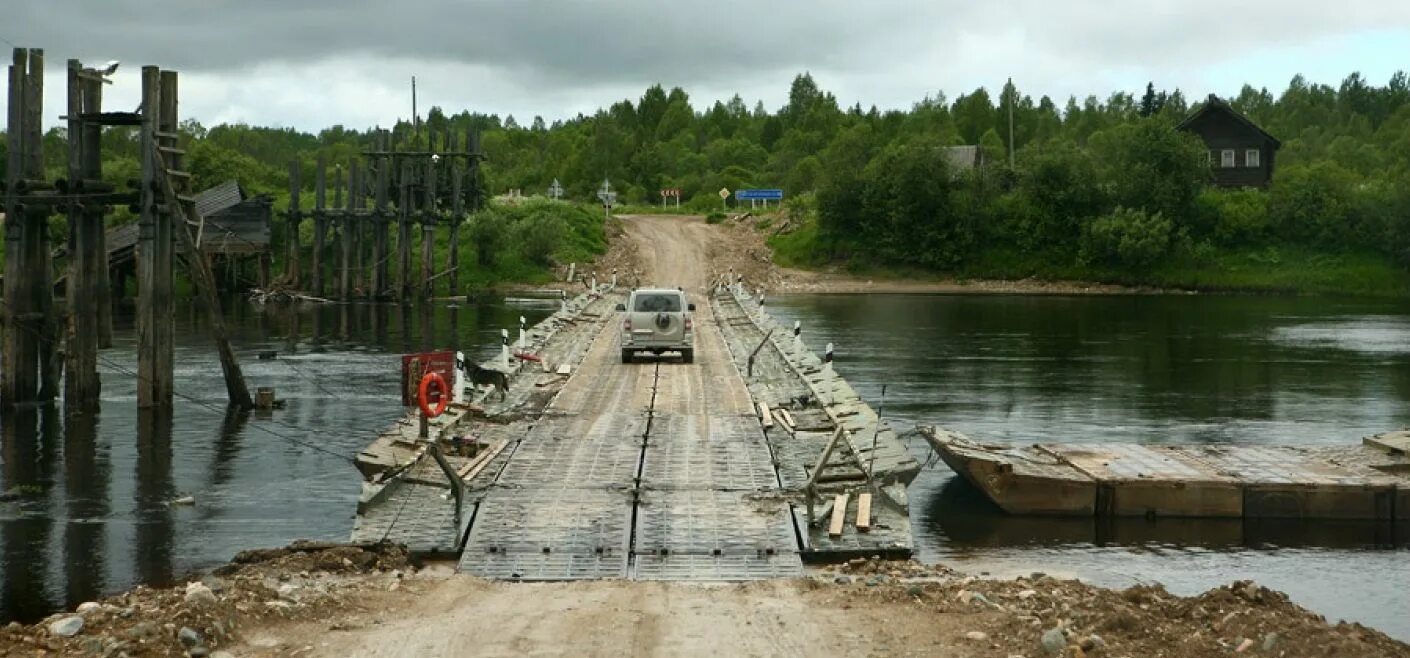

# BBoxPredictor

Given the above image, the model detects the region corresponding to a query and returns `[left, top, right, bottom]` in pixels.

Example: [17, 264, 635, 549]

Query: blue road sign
[736, 189, 783, 201]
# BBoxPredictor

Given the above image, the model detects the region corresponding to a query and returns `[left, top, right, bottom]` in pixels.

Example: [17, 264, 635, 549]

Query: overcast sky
[4, 1, 1409, 133]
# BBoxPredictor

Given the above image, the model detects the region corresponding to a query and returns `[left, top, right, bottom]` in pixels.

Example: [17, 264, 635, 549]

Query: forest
[3, 71, 1410, 293]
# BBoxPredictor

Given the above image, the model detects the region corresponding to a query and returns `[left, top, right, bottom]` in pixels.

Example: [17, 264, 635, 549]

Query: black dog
[456, 352, 509, 401]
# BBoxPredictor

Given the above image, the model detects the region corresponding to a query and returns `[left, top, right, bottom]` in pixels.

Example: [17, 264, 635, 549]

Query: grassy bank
[769, 216, 1410, 297]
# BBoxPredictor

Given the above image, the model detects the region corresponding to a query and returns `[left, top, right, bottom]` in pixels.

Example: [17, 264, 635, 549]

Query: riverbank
[755, 212, 1410, 297]
[2, 541, 1403, 657]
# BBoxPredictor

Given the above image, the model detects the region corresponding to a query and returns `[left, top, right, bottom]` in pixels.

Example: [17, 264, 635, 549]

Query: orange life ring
[418, 372, 449, 417]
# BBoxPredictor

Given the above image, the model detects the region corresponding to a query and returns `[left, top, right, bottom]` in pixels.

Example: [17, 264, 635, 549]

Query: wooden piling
[92, 67, 113, 350]
[448, 163, 463, 299]
[398, 158, 413, 302]
[2, 48, 34, 406]
[312, 154, 326, 296]
[340, 161, 356, 300]
[420, 155, 436, 299]
[373, 132, 390, 299]
[136, 65, 167, 408]
[63, 59, 102, 410]
[286, 160, 302, 287]
[149, 70, 252, 409]
[350, 159, 365, 297]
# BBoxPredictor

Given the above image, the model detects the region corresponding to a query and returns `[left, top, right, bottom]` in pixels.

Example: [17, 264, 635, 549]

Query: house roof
[1177, 94, 1282, 149]
[193, 180, 245, 218]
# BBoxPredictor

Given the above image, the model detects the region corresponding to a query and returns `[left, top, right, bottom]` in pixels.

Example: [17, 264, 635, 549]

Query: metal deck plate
[460, 551, 629, 580]
[461, 487, 634, 556]
[633, 489, 797, 556]
[351, 482, 465, 554]
[631, 553, 803, 580]
[497, 435, 645, 486]
[641, 423, 779, 491]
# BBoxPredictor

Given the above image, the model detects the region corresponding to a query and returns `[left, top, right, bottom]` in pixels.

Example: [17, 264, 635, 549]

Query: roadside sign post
[736, 189, 784, 209]
[596, 179, 616, 220]
[659, 188, 681, 209]
[718, 187, 731, 209]
[549, 178, 563, 200]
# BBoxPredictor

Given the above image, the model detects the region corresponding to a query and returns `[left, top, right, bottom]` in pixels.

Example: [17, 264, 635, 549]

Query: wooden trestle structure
[285, 131, 483, 302]
[2, 47, 252, 411]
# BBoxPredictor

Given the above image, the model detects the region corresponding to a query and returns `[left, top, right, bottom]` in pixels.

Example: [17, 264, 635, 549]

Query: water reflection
[1, 407, 59, 620]
[62, 411, 108, 610]
[134, 410, 175, 587]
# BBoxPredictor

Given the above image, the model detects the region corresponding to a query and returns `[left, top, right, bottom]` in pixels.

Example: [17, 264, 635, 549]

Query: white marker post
[560, 290, 568, 313]
[611, 268, 618, 289]
[823, 342, 835, 375]
[518, 316, 527, 350]
[454, 350, 467, 403]
[500, 329, 511, 371]
[567, 262, 576, 283]
[591, 274, 598, 292]
[793, 320, 804, 353]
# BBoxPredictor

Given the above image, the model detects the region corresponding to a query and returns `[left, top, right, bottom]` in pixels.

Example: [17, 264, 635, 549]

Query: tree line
[3, 70, 1409, 289]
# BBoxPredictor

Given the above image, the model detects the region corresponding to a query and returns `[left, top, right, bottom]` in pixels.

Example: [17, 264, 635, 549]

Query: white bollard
[500, 329, 511, 371]
[518, 316, 527, 349]
[591, 275, 597, 291]
[560, 290, 568, 313]
[567, 262, 576, 283]
[454, 350, 467, 403]
[793, 321, 803, 353]
[823, 342, 834, 375]
[611, 268, 618, 289]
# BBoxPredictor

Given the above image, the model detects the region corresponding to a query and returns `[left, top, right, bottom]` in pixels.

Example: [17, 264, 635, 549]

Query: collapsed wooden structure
[2, 47, 251, 411]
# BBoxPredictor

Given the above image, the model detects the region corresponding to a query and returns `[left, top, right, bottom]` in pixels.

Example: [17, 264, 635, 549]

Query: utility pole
[1007, 77, 1015, 168]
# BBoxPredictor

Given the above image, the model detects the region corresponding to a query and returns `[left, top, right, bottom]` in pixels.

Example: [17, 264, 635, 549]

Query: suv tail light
[623, 318, 632, 332]
[685, 317, 693, 331]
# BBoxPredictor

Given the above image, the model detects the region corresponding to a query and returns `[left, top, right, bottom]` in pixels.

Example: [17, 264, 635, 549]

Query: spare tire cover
[654, 312, 673, 330]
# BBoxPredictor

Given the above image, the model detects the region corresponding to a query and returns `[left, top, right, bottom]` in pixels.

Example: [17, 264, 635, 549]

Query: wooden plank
[779, 408, 796, 430]
[828, 493, 849, 538]
[758, 401, 773, 428]
[458, 438, 511, 483]
[855, 493, 872, 532]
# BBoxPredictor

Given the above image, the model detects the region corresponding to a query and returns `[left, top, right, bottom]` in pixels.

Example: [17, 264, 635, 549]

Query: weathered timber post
[373, 131, 390, 299]
[136, 65, 171, 408]
[91, 67, 113, 350]
[63, 59, 104, 410]
[339, 163, 352, 300]
[150, 69, 252, 409]
[2, 48, 43, 407]
[420, 153, 437, 299]
[312, 154, 327, 296]
[350, 159, 364, 297]
[285, 160, 302, 287]
[398, 158, 414, 302]
[448, 162, 463, 299]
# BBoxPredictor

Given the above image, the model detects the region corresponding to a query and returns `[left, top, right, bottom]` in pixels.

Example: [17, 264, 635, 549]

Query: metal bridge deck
[457, 295, 803, 581]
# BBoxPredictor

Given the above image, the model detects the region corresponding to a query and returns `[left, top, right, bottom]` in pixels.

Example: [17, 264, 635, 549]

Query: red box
[400, 351, 456, 406]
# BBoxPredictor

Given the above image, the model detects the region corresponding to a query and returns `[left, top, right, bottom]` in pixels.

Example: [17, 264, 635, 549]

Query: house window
[1221, 150, 1235, 168]
[1246, 149, 1260, 168]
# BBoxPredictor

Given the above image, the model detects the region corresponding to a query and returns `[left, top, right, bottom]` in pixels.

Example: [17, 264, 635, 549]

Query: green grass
[764, 215, 1410, 296]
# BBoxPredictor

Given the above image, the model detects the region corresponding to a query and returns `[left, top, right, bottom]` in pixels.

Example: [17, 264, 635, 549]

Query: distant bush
[468, 208, 509, 266]
[514, 206, 567, 266]
[1201, 188, 1271, 247]
[1082, 206, 1173, 269]
[705, 211, 726, 224]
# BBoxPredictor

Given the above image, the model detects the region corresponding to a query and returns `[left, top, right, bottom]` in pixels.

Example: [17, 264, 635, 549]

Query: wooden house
[1177, 95, 1281, 188]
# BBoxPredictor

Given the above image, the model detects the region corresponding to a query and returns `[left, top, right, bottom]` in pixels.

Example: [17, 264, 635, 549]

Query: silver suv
[617, 288, 695, 363]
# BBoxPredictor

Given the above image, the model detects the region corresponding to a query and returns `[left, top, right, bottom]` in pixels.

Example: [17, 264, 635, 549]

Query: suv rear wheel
[621, 349, 633, 364]
[680, 349, 694, 364]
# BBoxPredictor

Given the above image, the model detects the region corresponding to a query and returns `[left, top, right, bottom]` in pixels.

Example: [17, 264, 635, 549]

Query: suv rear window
[633, 293, 682, 312]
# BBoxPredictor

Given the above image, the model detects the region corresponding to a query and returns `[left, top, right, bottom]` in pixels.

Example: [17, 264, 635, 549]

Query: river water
[2, 293, 1408, 640]
[766, 293, 1410, 641]
[0, 298, 558, 624]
